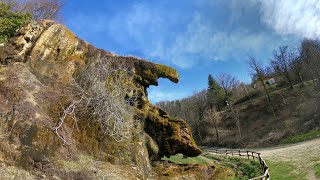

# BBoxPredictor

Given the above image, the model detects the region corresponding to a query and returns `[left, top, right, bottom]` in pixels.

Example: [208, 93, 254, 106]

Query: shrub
[0, 2, 31, 43]
[233, 90, 262, 105]
[53, 58, 137, 143]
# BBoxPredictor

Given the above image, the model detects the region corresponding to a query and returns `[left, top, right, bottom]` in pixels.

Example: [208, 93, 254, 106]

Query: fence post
[210, 149, 270, 180]
[258, 153, 262, 166]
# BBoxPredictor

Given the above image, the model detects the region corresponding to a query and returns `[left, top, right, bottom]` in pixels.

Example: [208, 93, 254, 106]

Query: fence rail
[207, 149, 270, 180]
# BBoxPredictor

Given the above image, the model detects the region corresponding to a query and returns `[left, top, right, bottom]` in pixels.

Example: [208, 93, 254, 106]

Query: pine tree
[207, 74, 224, 110]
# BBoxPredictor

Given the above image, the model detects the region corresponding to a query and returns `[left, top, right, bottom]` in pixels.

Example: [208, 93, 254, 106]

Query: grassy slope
[315, 164, 320, 177]
[162, 154, 263, 180]
[267, 161, 306, 180]
[280, 129, 320, 144]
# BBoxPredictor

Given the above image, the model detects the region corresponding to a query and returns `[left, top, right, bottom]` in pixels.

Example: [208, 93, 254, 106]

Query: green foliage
[207, 74, 225, 109]
[161, 154, 214, 165]
[279, 130, 320, 144]
[266, 160, 306, 180]
[315, 164, 320, 177]
[204, 154, 262, 180]
[162, 154, 263, 179]
[0, 2, 31, 43]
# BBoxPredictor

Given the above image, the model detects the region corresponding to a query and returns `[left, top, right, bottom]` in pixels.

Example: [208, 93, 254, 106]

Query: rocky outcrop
[0, 20, 201, 179]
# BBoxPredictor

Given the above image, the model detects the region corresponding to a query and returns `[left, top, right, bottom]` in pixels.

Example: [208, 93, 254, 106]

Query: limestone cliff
[0, 20, 201, 179]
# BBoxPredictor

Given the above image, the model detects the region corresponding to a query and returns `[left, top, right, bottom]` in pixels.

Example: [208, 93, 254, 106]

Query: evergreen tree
[207, 74, 224, 110]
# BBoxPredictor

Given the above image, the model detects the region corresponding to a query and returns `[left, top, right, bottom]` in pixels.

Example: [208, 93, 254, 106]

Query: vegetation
[280, 129, 320, 144]
[158, 38, 320, 148]
[205, 155, 262, 180]
[207, 74, 225, 109]
[0, 2, 31, 43]
[315, 164, 320, 177]
[162, 153, 263, 180]
[161, 153, 214, 165]
[0, 0, 63, 43]
[4, 0, 63, 20]
[266, 160, 306, 180]
[53, 59, 136, 144]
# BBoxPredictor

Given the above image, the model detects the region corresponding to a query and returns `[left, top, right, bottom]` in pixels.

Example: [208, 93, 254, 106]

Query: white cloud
[108, 3, 172, 48]
[104, 3, 279, 68]
[198, 0, 258, 23]
[257, 0, 320, 39]
[148, 88, 189, 103]
[68, 1, 301, 70]
[150, 14, 282, 68]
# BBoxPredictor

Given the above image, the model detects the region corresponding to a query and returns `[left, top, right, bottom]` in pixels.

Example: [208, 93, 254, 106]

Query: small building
[265, 78, 276, 86]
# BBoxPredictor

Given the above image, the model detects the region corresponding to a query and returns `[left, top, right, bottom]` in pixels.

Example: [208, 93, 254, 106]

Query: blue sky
[62, 0, 320, 103]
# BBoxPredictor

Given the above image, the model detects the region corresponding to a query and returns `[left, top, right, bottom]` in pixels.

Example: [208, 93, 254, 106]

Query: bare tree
[204, 107, 221, 145]
[300, 39, 320, 82]
[248, 56, 275, 116]
[271, 46, 294, 88]
[289, 47, 304, 85]
[216, 73, 238, 103]
[4, 0, 63, 20]
[192, 90, 208, 145]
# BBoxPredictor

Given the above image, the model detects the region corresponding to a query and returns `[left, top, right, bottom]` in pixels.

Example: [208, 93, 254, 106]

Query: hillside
[159, 81, 320, 149]
[217, 83, 320, 148]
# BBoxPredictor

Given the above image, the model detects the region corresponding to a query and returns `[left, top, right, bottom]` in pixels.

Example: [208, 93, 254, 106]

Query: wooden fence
[207, 149, 270, 180]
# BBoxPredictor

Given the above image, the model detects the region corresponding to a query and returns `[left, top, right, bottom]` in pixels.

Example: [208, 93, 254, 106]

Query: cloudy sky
[62, 0, 320, 103]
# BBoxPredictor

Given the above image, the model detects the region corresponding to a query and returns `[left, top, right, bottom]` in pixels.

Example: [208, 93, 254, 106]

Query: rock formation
[0, 20, 201, 179]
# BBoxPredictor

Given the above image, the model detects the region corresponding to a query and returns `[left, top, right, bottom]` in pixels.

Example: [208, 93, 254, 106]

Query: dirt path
[203, 138, 320, 179]
[257, 138, 320, 161]
[257, 138, 320, 180]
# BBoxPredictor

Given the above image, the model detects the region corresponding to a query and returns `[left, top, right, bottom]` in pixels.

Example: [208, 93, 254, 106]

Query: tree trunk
[299, 73, 304, 86]
[286, 75, 294, 89]
[227, 102, 242, 141]
[243, 84, 252, 101]
[261, 81, 275, 116]
[197, 120, 203, 145]
[305, 63, 317, 85]
[214, 122, 219, 145]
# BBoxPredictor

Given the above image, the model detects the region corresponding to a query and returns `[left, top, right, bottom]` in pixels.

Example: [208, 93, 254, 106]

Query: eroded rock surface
[0, 20, 201, 179]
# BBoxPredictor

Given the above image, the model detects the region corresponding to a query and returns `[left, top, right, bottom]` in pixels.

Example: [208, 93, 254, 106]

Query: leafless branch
[53, 58, 137, 144]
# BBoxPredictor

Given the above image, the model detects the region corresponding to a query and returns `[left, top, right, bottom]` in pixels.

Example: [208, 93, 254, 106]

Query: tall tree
[300, 39, 320, 81]
[248, 56, 275, 116]
[207, 74, 224, 110]
[271, 46, 294, 88]
[216, 73, 238, 103]
[289, 47, 304, 85]
[204, 107, 221, 145]
[192, 90, 208, 145]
